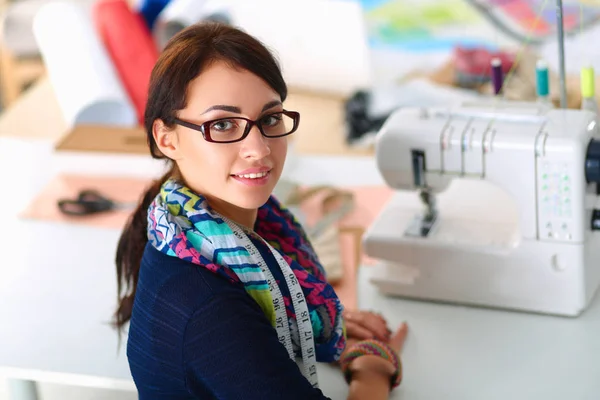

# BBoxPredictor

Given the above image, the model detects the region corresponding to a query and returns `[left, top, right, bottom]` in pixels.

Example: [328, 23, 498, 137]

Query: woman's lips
[231, 170, 271, 186]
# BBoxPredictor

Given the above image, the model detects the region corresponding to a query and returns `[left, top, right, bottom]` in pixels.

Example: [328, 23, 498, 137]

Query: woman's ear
[153, 119, 182, 160]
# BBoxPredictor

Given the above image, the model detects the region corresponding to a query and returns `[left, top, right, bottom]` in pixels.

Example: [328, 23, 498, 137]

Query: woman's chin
[227, 186, 274, 210]
[228, 173, 279, 209]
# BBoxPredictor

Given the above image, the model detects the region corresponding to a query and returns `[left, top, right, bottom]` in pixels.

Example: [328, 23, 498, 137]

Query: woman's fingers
[369, 314, 390, 340]
[388, 322, 409, 353]
[345, 310, 391, 340]
[372, 311, 387, 325]
[346, 322, 376, 340]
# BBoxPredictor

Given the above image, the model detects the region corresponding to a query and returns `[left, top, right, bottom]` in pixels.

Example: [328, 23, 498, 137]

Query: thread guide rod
[556, 0, 567, 108]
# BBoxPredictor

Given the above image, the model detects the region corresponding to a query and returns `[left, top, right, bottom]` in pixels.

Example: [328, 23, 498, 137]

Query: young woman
[114, 22, 408, 399]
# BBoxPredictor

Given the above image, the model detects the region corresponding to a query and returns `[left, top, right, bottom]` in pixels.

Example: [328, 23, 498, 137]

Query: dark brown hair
[113, 22, 287, 332]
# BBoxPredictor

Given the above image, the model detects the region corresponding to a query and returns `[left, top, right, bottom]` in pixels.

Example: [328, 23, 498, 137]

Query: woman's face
[153, 60, 288, 223]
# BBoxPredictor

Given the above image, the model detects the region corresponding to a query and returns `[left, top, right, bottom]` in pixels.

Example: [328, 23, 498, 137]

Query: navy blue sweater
[126, 243, 332, 399]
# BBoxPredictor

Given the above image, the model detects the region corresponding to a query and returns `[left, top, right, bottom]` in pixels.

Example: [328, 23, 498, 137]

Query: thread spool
[536, 59, 549, 98]
[581, 66, 595, 99]
[491, 57, 503, 96]
[580, 66, 598, 114]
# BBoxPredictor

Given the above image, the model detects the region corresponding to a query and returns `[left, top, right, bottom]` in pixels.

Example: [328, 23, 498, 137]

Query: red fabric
[453, 46, 515, 77]
[93, 0, 159, 125]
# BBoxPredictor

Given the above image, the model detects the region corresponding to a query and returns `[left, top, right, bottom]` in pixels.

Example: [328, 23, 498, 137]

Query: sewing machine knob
[585, 138, 600, 183]
[592, 209, 600, 231]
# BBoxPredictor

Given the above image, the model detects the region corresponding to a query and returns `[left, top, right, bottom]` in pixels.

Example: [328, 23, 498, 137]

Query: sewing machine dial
[585, 138, 600, 184]
[585, 138, 600, 231]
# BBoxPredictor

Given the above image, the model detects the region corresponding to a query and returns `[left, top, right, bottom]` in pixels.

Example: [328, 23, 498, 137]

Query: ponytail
[113, 169, 172, 332]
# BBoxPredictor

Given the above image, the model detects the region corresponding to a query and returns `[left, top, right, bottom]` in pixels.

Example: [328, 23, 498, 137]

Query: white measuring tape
[226, 219, 319, 388]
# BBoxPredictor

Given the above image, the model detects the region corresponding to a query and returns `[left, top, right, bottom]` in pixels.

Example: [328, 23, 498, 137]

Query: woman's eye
[211, 120, 236, 131]
[261, 114, 282, 127]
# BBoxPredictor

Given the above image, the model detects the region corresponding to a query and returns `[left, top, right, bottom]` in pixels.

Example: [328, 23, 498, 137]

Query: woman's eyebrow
[261, 100, 283, 112]
[201, 105, 241, 115]
[200, 100, 282, 115]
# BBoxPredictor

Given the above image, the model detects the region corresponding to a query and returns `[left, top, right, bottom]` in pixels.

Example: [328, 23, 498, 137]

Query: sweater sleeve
[182, 291, 332, 400]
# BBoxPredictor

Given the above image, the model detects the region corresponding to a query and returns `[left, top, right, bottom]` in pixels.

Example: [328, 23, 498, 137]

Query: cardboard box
[52, 124, 167, 179]
[54, 124, 148, 154]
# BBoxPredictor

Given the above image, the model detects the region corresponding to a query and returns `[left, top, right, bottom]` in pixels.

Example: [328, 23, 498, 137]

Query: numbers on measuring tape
[288, 272, 298, 285]
[300, 310, 310, 325]
[276, 316, 285, 329]
[304, 330, 313, 341]
[271, 246, 317, 386]
[223, 217, 319, 389]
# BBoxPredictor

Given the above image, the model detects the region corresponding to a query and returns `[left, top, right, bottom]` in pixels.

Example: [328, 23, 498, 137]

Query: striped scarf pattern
[147, 178, 346, 362]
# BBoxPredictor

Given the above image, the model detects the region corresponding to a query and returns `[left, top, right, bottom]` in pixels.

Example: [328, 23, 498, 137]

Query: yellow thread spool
[581, 66, 595, 99]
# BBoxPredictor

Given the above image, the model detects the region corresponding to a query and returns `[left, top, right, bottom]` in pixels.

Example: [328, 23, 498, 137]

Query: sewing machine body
[363, 102, 600, 316]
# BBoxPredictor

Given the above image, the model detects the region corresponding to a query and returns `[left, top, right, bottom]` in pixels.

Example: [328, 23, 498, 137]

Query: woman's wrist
[339, 339, 403, 390]
[349, 355, 396, 385]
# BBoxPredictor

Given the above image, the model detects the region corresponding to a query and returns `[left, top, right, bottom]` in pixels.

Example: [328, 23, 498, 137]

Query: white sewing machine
[363, 101, 600, 317]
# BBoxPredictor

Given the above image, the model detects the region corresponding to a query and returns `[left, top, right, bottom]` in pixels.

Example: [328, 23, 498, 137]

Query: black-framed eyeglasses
[172, 110, 300, 144]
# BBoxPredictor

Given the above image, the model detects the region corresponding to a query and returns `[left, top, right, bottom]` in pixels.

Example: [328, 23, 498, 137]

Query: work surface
[0, 137, 375, 399]
[2, 138, 600, 399]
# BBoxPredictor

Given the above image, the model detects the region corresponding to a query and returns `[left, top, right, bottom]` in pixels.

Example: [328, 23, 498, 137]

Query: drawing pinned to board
[354, 0, 600, 52]
[467, 0, 600, 43]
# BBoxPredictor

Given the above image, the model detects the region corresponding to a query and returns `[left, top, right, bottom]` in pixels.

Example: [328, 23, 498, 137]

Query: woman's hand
[345, 322, 409, 395]
[386, 321, 408, 353]
[343, 309, 391, 341]
[343, 321, 408, 359]
[348, 323, 409, 374]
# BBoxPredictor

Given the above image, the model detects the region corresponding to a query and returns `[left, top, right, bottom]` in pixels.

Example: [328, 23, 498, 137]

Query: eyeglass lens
[208, 112, 295, 142]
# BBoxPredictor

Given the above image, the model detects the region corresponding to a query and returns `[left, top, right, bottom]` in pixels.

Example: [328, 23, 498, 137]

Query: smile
[233, 171, 270, 179]
[231, 170, 272, 187]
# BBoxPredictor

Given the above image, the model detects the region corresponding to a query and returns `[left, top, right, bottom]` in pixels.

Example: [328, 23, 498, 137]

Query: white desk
[2, 137, 600, 400]
[357, 266, 600, 400]
[0, 137, 380, 400]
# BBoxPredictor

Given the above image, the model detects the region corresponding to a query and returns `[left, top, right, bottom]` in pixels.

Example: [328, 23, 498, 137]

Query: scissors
[57, 189, 135, 216]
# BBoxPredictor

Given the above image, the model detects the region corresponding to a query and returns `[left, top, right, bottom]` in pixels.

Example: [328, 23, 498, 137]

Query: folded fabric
[274, 182, 355, 284]
[93, 0, 159, 125]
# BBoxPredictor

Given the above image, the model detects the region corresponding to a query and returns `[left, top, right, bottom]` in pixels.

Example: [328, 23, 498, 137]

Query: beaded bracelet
[339, 339, 402, 389]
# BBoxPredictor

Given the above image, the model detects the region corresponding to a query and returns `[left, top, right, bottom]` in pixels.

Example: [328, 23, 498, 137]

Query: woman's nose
[240, 125, 271, 159]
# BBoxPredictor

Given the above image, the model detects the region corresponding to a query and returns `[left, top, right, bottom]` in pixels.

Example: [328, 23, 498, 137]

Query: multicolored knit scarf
[147, 179, 346, 362]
